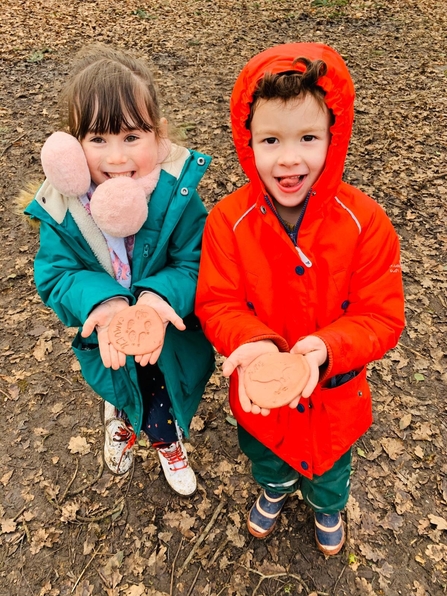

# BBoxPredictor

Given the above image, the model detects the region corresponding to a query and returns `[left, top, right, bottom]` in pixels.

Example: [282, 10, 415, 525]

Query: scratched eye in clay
[244, 352, 310, 409]
[108, 305, 164, 355]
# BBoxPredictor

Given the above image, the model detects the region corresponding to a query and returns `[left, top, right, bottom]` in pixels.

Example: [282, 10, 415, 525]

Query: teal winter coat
[25, 145, 215, 435]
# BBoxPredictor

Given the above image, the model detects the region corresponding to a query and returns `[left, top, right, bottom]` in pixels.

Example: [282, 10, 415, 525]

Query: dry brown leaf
[1, 470, 13, 486]
[30, 527, 62, 555]
[425, 543, 447, 562]
[226, 523, 245, 548]
[68, 435, 91, 455]
[189, 415, 205, 431]
[380, 438, 405, 460]
[428, 514, 447, 531]
[1, 518, 17, 533]
[162, 511, 196, 538]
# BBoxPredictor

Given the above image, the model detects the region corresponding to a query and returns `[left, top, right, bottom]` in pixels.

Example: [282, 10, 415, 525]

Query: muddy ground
[0, 1, 446, 595]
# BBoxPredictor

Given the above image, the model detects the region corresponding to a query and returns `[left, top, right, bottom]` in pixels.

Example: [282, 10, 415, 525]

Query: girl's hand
[289, 335, 328, 407]
[134, 292, 186, 366]
[222, 340, 279, 416]
[81, 298, 129, 370]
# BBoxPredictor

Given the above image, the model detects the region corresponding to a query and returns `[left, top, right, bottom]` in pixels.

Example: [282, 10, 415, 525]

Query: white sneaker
[156, 440, 197, 496]
[103, 401, 136, 475]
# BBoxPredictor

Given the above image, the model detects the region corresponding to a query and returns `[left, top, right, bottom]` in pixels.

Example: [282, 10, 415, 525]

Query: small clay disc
[244, 352, 310, 409]
[108, 305, 164, 356]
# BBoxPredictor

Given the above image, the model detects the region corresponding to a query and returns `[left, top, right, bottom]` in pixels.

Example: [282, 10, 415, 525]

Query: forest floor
[0, 1, 446, 595]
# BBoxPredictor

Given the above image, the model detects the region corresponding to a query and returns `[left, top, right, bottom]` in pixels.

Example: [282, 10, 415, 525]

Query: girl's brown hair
[246, 57, 329, 129]
[61, 45, 161, 140]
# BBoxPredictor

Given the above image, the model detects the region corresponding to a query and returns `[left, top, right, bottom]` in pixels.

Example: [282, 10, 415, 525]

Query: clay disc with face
[108, 305, 164, 356]
[244, 352, 311, 409]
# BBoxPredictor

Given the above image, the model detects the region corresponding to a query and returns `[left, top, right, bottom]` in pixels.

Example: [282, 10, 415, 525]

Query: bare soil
[0, 1, 446, 595]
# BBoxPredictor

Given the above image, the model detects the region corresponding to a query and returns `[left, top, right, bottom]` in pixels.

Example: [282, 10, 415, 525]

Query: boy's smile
[250, 95, 331, 222]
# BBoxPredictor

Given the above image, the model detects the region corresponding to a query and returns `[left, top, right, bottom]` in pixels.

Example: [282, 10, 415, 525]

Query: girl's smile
[80, 127, 161, 187]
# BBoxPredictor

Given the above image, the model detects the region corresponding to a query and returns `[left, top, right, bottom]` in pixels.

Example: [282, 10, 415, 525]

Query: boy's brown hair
[246, 57, 329, 129]
[61, 44, 161, 140]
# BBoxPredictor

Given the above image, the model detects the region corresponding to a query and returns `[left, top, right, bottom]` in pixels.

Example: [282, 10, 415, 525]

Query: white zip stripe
[334, 196, 362, 234]
[297, 246, 313, 267]
[233, 203, 256, 231]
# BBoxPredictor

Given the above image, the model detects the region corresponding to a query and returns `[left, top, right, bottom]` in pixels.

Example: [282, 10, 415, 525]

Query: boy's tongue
[279, 175, 301, 188]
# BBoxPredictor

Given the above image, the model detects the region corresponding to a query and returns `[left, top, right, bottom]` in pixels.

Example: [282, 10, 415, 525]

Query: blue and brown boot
[247, 489, 288, 539]
[314, 511, 345, 556]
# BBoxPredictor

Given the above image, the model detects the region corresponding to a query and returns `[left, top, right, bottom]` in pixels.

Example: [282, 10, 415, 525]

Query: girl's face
[80, 120, 166, 186]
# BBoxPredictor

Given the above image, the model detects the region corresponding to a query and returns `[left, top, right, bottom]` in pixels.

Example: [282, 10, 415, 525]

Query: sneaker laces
[113, 423, 136, 470]
[156, 442, 188, 471]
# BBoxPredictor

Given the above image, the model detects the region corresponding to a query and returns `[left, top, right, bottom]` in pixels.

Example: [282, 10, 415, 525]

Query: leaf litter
[0, 0, 446, 594]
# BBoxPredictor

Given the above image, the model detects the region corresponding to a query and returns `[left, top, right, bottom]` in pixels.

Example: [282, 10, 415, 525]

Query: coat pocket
[72, 332, 132, 411]
[319, 367, 372, 457]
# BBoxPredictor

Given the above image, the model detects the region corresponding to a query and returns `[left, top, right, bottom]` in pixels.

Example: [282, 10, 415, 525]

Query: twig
[58, 458, 79, 505]
[178, 499, 226, 575]
[0, 388, 10, 399]
[170, 537, 184, 596]
[123, 457, 135, 498]
[206, 536, 228, 568]
[235, 563, 324, 596]
[75, 497, 125, 523]
[186, 567, 201, 596]
[21, 520, 31, 544]
[13, 506, 27, 521]
[332, 564, 346, 595]
[1, 133, 26, 157]
[68, 458, 104, 497]
[55, 374, 73, 385]
[70, 545, 101, 594]
[398, 341, 426, 360]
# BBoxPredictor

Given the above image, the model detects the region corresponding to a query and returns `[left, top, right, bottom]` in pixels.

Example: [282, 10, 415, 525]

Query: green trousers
[238, 425, 352, 513]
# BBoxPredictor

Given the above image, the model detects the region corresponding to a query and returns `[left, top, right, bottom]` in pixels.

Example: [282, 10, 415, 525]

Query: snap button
[42, 197, 46, 204]
[197, 157, 205, 166]
[297, 403, 305, 413]
[247, 302, 254, 309]
[358, 391, 363, 397]
[301, 461, 309, 471]
[260, 206, 267, 214]
[295, 266, 305, 276]
[341, 300, 349, 310]
[180, 187, 189, 196]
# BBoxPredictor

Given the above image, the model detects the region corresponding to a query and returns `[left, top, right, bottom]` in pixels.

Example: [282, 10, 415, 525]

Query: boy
[195, 43, 405, 555]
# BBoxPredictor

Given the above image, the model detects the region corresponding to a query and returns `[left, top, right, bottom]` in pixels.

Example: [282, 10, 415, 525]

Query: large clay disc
[244, 352, 310, 409]
[108, 305, 164, 355]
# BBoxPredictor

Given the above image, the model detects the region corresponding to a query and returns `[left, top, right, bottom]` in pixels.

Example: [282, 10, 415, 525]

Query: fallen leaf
[399, 413, 412, 430]
[1, 518, 17, 533]
[380, 438, 405, 460]
[425, 543, 447, 562]
[428, 514, 447, 531]
[1, 470, 13, 486]
[68, 436, 91, 455]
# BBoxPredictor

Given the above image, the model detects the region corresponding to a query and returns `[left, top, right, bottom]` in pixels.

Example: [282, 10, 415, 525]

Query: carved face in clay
[244, 352, 310, 409]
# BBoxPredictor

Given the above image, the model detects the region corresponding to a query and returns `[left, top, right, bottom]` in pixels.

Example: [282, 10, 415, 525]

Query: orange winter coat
[196, 43, 405, 478]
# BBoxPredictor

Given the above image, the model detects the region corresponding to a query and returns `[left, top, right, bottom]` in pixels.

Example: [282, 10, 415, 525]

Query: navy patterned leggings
[136, 362, 179, 446]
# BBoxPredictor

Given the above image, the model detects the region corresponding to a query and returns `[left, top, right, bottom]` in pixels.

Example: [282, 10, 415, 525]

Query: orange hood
[230, 43, 355, 205]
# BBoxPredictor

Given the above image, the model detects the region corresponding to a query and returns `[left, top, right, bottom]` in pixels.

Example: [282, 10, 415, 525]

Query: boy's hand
[81, 298, 129, 370]
[290, 335, 328, 406]
[134, 292, 186, 366]
[222, 340, 279, 416]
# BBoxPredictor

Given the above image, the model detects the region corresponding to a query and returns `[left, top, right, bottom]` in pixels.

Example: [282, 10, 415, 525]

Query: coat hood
[230, 43, 355, 204]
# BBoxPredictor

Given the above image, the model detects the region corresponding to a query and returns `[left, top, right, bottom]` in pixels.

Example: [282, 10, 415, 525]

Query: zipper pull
[297, 246, 312, 268]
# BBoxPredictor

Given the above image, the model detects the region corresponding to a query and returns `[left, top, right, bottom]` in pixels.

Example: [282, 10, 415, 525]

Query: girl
[25, 45, 215, 497]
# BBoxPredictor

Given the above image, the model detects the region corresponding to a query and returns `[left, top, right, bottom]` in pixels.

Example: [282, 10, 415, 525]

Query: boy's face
[250, 94, 331, 222]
